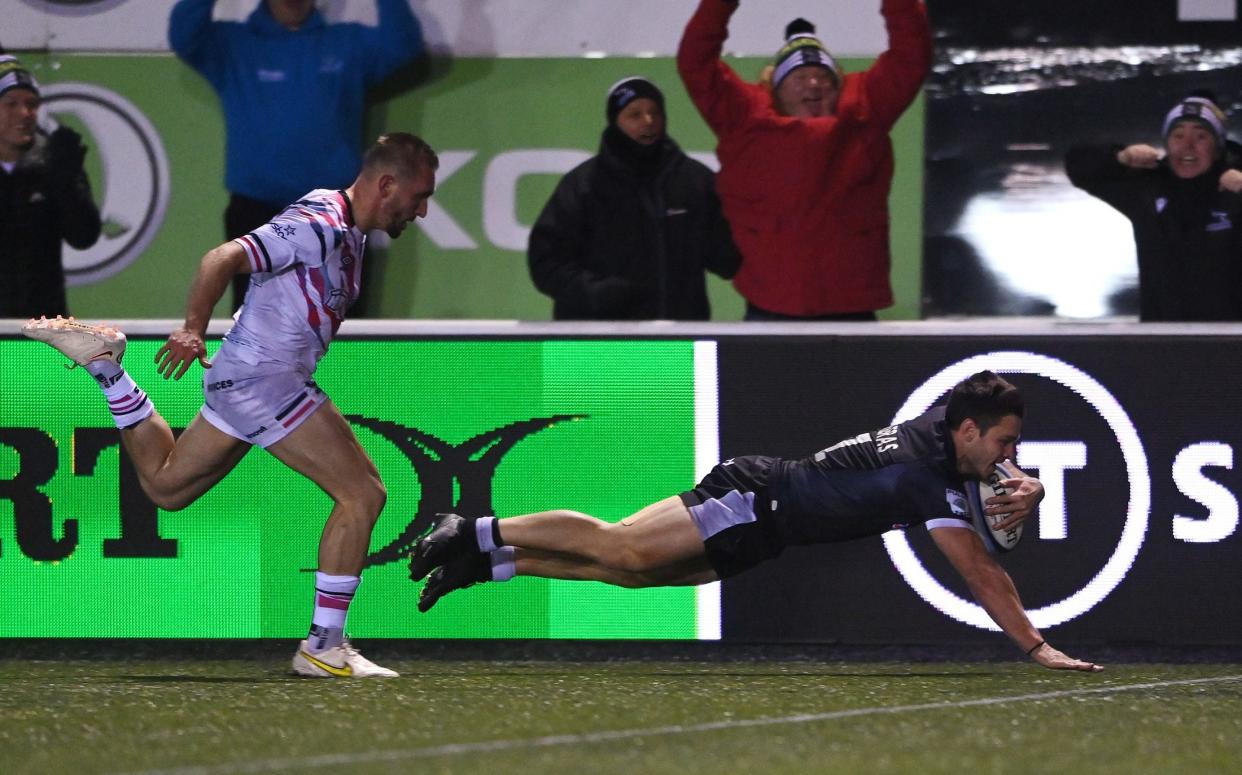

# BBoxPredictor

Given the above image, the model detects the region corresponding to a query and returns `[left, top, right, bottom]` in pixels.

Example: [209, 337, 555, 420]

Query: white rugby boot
[291, 639, 399, 678]
[22, 316, 127, 368]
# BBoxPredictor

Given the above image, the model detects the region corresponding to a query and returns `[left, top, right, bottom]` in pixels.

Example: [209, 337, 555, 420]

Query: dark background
[928, 0, 1242, 47]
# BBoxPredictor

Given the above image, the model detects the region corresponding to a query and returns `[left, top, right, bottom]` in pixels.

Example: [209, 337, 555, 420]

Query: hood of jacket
[246, 1, 327, 37]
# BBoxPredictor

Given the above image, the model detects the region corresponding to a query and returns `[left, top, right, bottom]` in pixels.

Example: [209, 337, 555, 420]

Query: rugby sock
[476, 516, 503, 552]
[306, 572, 359, 653]
[84, 362, 153, 430]
[490, 547, 516, 581]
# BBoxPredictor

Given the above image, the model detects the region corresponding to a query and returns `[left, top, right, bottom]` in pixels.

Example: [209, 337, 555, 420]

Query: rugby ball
[968, 464, 1022, 553]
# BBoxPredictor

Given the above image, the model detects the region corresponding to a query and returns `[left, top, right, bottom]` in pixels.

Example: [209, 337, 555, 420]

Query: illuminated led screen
[0, 338, 704, 639]
[5, 331, 1241, 645]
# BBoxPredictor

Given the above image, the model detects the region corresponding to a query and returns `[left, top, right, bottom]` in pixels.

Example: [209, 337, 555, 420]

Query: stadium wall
[1, 321, 1239, 645]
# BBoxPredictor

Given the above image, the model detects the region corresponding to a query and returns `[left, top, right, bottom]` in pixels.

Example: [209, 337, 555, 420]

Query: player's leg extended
[122, 414, 251, 511]
[499, 496, 706, 572]
[515, 548, 718, 587]
[266, 400, 386, 576]
[416, 498, 711, 612]
[413, 495, 705, 580]
[23, 317, 249, 510]
[418, 541, 717, 613]
[266, 400, 395, 677]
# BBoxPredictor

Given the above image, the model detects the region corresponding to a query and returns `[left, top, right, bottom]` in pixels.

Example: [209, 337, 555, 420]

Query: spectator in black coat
[0, 54, 101, 319]
[528, 77, 740, 320]
[1065, 91, 1242, 321]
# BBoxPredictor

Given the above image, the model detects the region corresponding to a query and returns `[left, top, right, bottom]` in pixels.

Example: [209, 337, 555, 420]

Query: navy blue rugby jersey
[767, 405, 973, 545]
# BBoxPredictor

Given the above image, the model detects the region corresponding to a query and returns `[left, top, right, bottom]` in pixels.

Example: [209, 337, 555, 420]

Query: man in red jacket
[677, 0, 931, 320]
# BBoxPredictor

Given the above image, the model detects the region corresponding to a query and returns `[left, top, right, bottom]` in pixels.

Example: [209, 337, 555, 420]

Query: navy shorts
[680, 456, 785, 579]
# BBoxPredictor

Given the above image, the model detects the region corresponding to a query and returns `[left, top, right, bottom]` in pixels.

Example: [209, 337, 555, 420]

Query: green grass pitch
[2, 654, 1240, 774]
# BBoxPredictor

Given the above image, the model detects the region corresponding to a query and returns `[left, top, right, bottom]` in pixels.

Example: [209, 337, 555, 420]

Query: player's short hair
[945, 370, 1024, 433]
[362, 132, 439, 178]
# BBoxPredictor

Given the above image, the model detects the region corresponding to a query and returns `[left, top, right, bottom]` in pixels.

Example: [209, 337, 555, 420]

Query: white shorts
[199, 356, 328, 449]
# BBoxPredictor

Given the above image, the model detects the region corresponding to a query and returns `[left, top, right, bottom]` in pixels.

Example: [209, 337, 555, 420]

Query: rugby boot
[408, 512, 477, 581]
[291, 639, 398, 678]
[417, 550, 491, 613]
[22, 316, 126, 369]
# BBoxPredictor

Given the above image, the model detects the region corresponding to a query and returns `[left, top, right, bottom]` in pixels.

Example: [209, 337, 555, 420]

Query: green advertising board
[17, 53, 924, 322]
[0, 337, 711, 639]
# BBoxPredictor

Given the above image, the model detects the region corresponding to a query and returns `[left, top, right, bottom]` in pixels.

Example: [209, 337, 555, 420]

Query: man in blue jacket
[169, 0, 423, 314]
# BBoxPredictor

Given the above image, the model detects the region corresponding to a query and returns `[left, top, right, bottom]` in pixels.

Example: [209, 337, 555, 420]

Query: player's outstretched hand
[155, 327, 211, 379]
[1031, 642, 1103, 672]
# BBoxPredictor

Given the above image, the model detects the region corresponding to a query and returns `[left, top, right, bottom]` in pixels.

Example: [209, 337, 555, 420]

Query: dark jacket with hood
[1, 128, 101, 318]
[528, 127, 740, 320]
[1066, 142, 1242, 321]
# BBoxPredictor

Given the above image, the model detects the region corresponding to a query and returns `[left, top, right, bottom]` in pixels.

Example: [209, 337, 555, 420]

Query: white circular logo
[42, 82, 170, 286]
[882, 351, 1150, 631]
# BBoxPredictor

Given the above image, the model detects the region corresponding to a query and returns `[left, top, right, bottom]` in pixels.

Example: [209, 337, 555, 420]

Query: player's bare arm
[930, 525, 1103, 672]
[155, 242, 250, 380]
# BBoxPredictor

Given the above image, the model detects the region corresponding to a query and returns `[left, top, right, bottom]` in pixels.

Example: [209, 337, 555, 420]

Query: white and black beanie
[1162, 94, 1227, 147]
[0, 54, 40, 99]
[772, 19, 842, 91]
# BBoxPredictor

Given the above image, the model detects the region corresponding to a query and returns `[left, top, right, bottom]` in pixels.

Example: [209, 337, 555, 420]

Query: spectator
[169, 0, 423, 316]
[0, 54, 101, 319]
[528, 77, 740, 320]
[677, 0, 931, 321]
[1065, 92, 1242, 321]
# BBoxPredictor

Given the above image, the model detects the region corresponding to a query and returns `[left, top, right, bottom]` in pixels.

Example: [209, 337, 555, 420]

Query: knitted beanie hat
[772, 19, 842, 91]
[1162, 93, 1227, 146]
[0, 55, 40, 98]
[605, 76, 665, 126]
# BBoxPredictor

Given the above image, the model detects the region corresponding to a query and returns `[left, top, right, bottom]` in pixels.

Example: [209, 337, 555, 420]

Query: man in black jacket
[527, 77, 740, 320]
[1065, 91, 1242, 321]
[0, 54, 101, 318]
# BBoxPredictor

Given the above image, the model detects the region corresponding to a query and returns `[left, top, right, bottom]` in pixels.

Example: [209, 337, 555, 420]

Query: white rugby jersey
[224, 189, 365, 372]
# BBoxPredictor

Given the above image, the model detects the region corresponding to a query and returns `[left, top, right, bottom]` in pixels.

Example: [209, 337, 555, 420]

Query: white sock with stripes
[307, 573, 360, 653]
[84, 361, 153, 430]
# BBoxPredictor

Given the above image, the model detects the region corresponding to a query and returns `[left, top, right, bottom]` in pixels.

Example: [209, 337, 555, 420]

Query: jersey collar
[337, 189, 357, 229]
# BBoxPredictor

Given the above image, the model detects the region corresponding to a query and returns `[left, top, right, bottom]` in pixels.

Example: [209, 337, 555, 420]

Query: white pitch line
[117, 674, 1242, 775]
